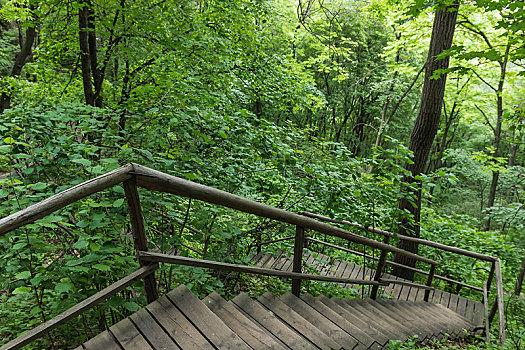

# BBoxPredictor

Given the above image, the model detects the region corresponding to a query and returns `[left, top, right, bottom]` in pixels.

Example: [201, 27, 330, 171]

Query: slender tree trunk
[483, 45, 510, 231]
[515, 258, 525, 295]
[0, 10, 36, 112]
[392, 1, 459, 280]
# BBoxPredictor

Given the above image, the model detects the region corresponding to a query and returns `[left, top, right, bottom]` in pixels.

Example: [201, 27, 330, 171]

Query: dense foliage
[0, 0, 523, 348]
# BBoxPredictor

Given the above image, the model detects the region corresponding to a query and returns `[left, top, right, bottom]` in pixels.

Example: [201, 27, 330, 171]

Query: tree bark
[483, 43, 510, 231]
[392, 1, 459, 280]
[0, 9, 36, 112]
[515, 258, 525, 295]
[79, 0, 96, 107]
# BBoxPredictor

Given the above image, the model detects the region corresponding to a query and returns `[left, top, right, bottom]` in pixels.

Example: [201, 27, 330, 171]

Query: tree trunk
[515, 258, 525, 295]
[483, 45, 510, 231]
[79, 0, 96, 107]
[392, 1, 459, 280]
[0, 10, 36, 112]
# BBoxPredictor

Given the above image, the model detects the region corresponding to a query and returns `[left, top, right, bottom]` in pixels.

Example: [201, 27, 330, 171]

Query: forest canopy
[0, 0, 524, 348]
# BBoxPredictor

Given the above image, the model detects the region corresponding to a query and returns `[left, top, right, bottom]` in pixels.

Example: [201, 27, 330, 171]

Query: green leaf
[112, 198, 124, 207]
[12, 286, 31, 294]
[0, 145, 12, 153]
[15, 271, 31, 279]
[72, 158, 92, 167]
[3, 137, 15, 144]
[93, 264, 111, 271]
[31, 182, 47, 191]
[123, 301, 140, 312]
[55, 282, 74, 293]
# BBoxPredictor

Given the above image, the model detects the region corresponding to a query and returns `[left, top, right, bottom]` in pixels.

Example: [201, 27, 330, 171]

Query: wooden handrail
[138, 251, 388, 286]
[0, 164, 134, 236]
[305, 236, 484, 292]
[0, 264, 158, 350]
[131, 164, 437, 266]
[300, 211, 497, 262]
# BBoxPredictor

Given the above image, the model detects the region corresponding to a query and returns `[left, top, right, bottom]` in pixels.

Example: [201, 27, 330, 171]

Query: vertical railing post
[483, 282, 490, 344]
[292, 226, 305, 296]
[424, 263, 436, 302]
[123, 177, 158, 304]
[487, 260, 498, 323]
[370, 235, 390, 300]
[494, 259, 506, 346]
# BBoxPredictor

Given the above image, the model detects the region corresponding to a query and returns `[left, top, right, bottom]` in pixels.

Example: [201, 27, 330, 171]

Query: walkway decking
[252, 250, 484, 325]
[76, 284, 477, 350]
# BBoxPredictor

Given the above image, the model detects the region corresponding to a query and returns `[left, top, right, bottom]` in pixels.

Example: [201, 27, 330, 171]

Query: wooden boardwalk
[252, 250, 484, 325]
[76, 284, 477, 350]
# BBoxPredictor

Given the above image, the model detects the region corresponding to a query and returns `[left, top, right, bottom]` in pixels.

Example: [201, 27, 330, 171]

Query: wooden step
[231, 292, 316, 349]
[202, 291, 286, 349]
[300, 293, 382, 350]
[166, 285, 251, 349]
[258, 291, 344, 350]
[279, 292, 362, 350]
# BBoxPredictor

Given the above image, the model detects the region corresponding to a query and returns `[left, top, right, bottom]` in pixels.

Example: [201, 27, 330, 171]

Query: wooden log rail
[0, 264, 158, 350]
[299, 211, 506, 346]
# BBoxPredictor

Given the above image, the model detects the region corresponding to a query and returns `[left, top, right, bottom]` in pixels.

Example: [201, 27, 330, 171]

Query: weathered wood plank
[166, 285, 250, 349]
[203, 292, 286, 350]
[151, 296, 213, 349]
[110, 318, 153, 349]
[316, 295, 389, 347]
[258, 292, 342, 350]
[456, 296, 468, 317]
[82, 331, 120, 350]
[130, 308, 180, 349]
[232, 292, 315, 350]
[280, 292, 359, 350]
[0, 264, 158, 350]
[300, 293, 379, 350]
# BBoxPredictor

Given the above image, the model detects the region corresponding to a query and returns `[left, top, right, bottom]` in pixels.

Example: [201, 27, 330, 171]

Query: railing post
[370, 235, 390, 300]
[424, 264, 436, 302]
[123, 177, 158, 303]
[483, 282, 490, 344]
[292, 226, 305, 296]
[494, 259, 506, 346]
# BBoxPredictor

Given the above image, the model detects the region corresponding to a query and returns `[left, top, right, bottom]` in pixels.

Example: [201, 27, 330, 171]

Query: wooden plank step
[300, 293, 382, 350]
[109, 318, 153, 349]
[316, 294, 390, 347]
[130, 308, 181, 349]
[231, 292, 316, 349]
[330, 297, 401, 341]
[258, 292, 343, 350]
[279, 292, 361, 350]
[166, 285, 250, 349]
[203, 292, 287, 349]
[82, 331, 121, 350]
[355, 299, 431, 341]
[149, 296, 213, 349]
[374, 299, 448, 341]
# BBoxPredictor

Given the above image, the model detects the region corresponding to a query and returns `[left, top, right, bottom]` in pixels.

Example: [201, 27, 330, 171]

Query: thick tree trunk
[79, 0, 96, 107]
[392, 2, 459, 280]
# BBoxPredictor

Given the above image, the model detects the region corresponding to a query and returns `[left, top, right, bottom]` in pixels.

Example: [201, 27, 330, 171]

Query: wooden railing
[299, 211, 506, 346]
[0, 163, 435, 350]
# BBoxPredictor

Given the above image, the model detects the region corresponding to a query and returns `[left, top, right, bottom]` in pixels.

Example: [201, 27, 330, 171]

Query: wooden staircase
[252, 250, 485, 325]
[76, 284, 477, 350]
